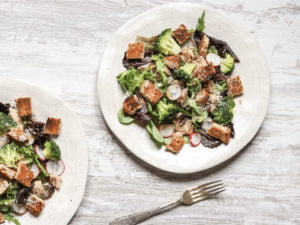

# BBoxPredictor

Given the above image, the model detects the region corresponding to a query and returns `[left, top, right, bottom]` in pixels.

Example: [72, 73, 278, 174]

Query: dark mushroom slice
[15, 187, 32, 204]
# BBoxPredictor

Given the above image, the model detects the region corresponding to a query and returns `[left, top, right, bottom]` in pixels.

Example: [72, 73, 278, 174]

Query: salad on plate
[0, 97, 65, 224]
[117, 11, 244, 153]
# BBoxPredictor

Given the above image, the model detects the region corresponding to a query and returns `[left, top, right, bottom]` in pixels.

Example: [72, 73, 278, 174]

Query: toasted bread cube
[0, 178, 9, 195]
[7, 125, 28, 143]
[180, 47, 195, 63]
[140, 80, 163, 104]
[166, 132, 185, 153]
[193, 62, 216, 81]
[50, 174, 62, 189]
[44, 118, 61, 135]
[126, 43, 145, 59]
[198, 34, 210, 57]
[25, 195, 45, 216]
[195, 89, 210, 106]
[14, 163, 34, 187]
[15, 97, 32, 117]
[227, 76, 243, 96]
[164, 55, 182, 70]
[206, 123, 231, 144]
[172, 24, 192, 44]
[9, 108, 21, 124]
[0, 164, 16, 180]
[123, 95, 142, 116]
[173, 118, 194, 135]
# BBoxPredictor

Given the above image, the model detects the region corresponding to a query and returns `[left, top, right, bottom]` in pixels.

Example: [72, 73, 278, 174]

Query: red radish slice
[158, 124, 174, 138]
[166, 83, 182, 101]
[189, 132, 202, 147]
[206, 53, 221, 67]
[12, 202, 27, 215]
[30, 164, 40, 179]
[34, 145, 45, 161]
[46, 160, 65, 176]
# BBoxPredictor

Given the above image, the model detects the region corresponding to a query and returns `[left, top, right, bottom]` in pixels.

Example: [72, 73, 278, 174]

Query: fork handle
[109, 200, 181, 225]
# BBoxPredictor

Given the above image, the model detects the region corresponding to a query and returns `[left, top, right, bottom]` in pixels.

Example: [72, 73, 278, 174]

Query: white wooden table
[0, 0, 299, 224]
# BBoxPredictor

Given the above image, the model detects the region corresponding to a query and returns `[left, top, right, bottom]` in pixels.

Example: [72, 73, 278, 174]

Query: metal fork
[110, 180, 225, 225]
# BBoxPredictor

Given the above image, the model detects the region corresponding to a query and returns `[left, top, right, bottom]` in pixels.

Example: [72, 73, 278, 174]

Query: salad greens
[212, 96, 235, 125]
[196, 11, 206, 32]
[118, 108, 134, 125]
[0, 113, 17, 135]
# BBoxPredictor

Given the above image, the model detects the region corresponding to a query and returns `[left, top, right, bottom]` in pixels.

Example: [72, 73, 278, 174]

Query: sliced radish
[12, 202, 27, 215]
[206, 53, 221, 67]
[189, 132, 202, 147]
[166, 83, 182, 101]
[34, 145, 45, 161]
[46, 160, 65, 176]
[158, 124, 174, 138]
[30, 164, 40, 179]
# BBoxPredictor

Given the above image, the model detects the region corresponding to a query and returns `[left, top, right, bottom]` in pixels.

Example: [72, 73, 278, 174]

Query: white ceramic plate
[98, 3, 270, 174]
[0, 77, 88, 225]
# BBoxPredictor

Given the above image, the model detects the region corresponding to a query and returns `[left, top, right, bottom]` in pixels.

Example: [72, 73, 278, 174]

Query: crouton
[198, 34, 210, 57]
[0, 164, 16, 180]
[44, 118, 61, 136]
[195, 89, 210, 106]
[172, 24, 192, 44]
[164, 55, 182, 70]
[180, 47, 195, 63]
[0, 178, 9, 195]
[207, 94, 221, 112]
[166, 132, 185, 153]
[50, 174, 62, 189]
[227, 76, 243, 96]
[140, 80, 163, 104]
[0, 212, 4, 223]
[126, 43, 145, 59]
[173, 118, 194, 135]
[123, 95, 142, 116]
[9, 108, 21, 124]
[193, 62, 216, 81]
[25, 195, 45, 216]
[15, 97, 32, 117]
[14, 163, 34, 187]
[7, 125, 28, 143]
[32, 180, 45, 195]
[206, 123, 231, 144]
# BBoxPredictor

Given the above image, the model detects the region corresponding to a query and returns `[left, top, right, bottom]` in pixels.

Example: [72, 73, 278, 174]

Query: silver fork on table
[110, 180, 225, 225]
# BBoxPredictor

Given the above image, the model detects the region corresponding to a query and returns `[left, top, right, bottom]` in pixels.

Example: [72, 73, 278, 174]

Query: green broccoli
[188, 100, 208, 124]
[0, 143, 21, 168]
[208, 45, 218, 54]
[153, 99, 191, 124]
[0, 112, 16, 135]
[187, 78, 201, 98]
[18, 145, 35, 165]
[173, 63, 196, 81]
[117, 67, 145, 94]
[213, 80, 227, 93]
[154, 29, 181, 55]
[220, 53, 235, 74]
[212, 96, 235, 125]
[43, 140, 61, 161]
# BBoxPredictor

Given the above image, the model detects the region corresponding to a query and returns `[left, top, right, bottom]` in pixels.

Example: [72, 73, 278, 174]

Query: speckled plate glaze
[0, 77, 88, 225]
[98, 3, 270, 174]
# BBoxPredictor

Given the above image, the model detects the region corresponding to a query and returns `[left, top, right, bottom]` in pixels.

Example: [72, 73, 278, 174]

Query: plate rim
[0, 76, 88, 224]
[97, 2, 270, 174]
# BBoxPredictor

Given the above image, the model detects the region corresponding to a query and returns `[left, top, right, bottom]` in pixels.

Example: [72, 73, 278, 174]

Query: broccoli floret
[0, 112, 16, 135]
[212, 96, 235, 125]
[0, 144, 21, 168]
[187, 78, 201, 98]
[208, 45, 218, 54]
[154, 29, 181, 56]
[187, 100, 208, 124]
[153, 99, 191, 124]
[173, 63, 196, 81]
[43, 140, 61, 161]
[117, 67, 145, 94]
[18, 145, 35, 165]
[213, 81, 227, 94]
[220, 53, 235, 74]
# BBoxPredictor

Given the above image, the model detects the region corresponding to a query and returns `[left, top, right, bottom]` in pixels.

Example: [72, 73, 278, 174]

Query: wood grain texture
[0, 0, 299, 224]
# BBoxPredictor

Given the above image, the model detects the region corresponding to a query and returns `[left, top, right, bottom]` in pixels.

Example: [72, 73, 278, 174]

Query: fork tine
[191, 182, 224, 195]
[191, 186, 225, 199]
[190, 180, 222, 192]
[192, 189, 226, 203]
